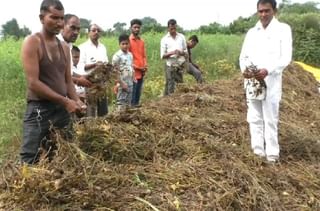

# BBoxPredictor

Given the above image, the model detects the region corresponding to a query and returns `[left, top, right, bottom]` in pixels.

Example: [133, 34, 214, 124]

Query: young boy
[112, 34, 136, 111]
[71, 45, 87, 102]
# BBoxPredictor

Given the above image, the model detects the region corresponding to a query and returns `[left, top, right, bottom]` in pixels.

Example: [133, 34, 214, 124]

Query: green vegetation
[280, 12, 320, 66]
[0, 38, 25, 155]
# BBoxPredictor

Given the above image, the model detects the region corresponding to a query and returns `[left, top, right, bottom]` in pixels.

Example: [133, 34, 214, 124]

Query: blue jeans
[131, 78, 144, 106]
[20, 101, 71, 164]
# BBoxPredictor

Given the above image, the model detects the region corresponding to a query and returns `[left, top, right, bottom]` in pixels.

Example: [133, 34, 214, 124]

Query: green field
[0, 33, 243, 156]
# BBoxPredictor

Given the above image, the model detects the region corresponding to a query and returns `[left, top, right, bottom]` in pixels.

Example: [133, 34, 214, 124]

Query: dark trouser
[87, 97, 108, 117]
[164, 65, 184, 96]
[21, 101, 71, 164]
[97, 97, 108, 116]
[187, 63, 203, 83]
[131, 78, 144, 106]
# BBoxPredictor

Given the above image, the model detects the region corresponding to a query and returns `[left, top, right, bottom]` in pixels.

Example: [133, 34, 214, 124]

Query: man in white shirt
[160, 19, 188, 95]
[79, 24, 109, 117]
[57, 14, 92, 89]
[239, 0, 292, 163]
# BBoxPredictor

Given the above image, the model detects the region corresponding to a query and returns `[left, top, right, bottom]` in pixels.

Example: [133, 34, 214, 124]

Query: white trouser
[247, 98, 280, 157]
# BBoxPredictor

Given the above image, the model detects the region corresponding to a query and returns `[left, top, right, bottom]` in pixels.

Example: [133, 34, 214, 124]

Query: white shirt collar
[166, 32, 181, 38]
[255, 17, 278, 31]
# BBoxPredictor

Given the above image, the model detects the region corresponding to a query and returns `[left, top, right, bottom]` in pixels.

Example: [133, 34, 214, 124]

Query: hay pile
[0, 63, 319, 210]
[86, 63, 117, 103]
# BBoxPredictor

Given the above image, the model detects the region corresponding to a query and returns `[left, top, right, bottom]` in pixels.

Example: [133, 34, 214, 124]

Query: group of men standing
[19, 0, 151, 164]
[20, 0, 291, 165]
[58, 16, 147, 117]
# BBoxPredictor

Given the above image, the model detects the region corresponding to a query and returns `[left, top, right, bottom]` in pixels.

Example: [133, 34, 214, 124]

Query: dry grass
[0, 63, 319, 210]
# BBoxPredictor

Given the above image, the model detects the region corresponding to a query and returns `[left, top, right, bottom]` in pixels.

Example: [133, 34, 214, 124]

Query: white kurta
[239, 17, 292, 160]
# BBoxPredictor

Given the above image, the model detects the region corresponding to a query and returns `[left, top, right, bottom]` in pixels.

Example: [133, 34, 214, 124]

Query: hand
[77, 76, 92, 87]
[121, 82, 128, 91]
[175, 49, 185, 56]
[95, 61, 104, 67]
[141, 67, 147, 76]
[243, 72, 253, 79]
[173, 49, 182, 56]
[74, 99, 87, 117]
[255, 68, 268, 80]
[63, 98, 81, 113]
[76, 99, 87, 113]
[243, 69, 254, 79]
[113, 83, 120, 94]
[133, 66, 144, 71]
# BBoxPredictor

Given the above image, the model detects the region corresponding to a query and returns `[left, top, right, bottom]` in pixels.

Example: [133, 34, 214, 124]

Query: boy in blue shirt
[112, 34, 136, 111]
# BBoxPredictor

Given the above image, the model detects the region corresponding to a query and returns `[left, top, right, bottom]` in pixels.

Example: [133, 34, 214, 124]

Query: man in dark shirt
[20, 0, 85, 164]
[187, 35, 203, 83]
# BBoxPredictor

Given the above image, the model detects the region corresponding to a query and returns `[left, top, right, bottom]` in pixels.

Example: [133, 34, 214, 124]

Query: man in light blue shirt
[112, 34, 135, 111]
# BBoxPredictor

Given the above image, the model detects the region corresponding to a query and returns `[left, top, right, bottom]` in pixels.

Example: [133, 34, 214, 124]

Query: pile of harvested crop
[86, 62, 117, 103]
[280, 63, 320, 162]
[0, 63, 319, 210]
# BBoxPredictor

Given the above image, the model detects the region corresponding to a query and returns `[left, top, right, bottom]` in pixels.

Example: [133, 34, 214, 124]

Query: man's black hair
[88, 24, 101, 33]
[64, 14, 79, 24]
[257, 0, 277, 10]
[40, 0, 64, 13]
[130, 19, 142, 27]
[118, 34, 129, 43]
[72, 45, 80, 53]
[189, 35, 199, 43]
[167, 19, 177, 27]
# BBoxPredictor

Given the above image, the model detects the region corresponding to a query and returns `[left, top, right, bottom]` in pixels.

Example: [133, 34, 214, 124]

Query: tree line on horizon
[1, 1, 318, 38]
